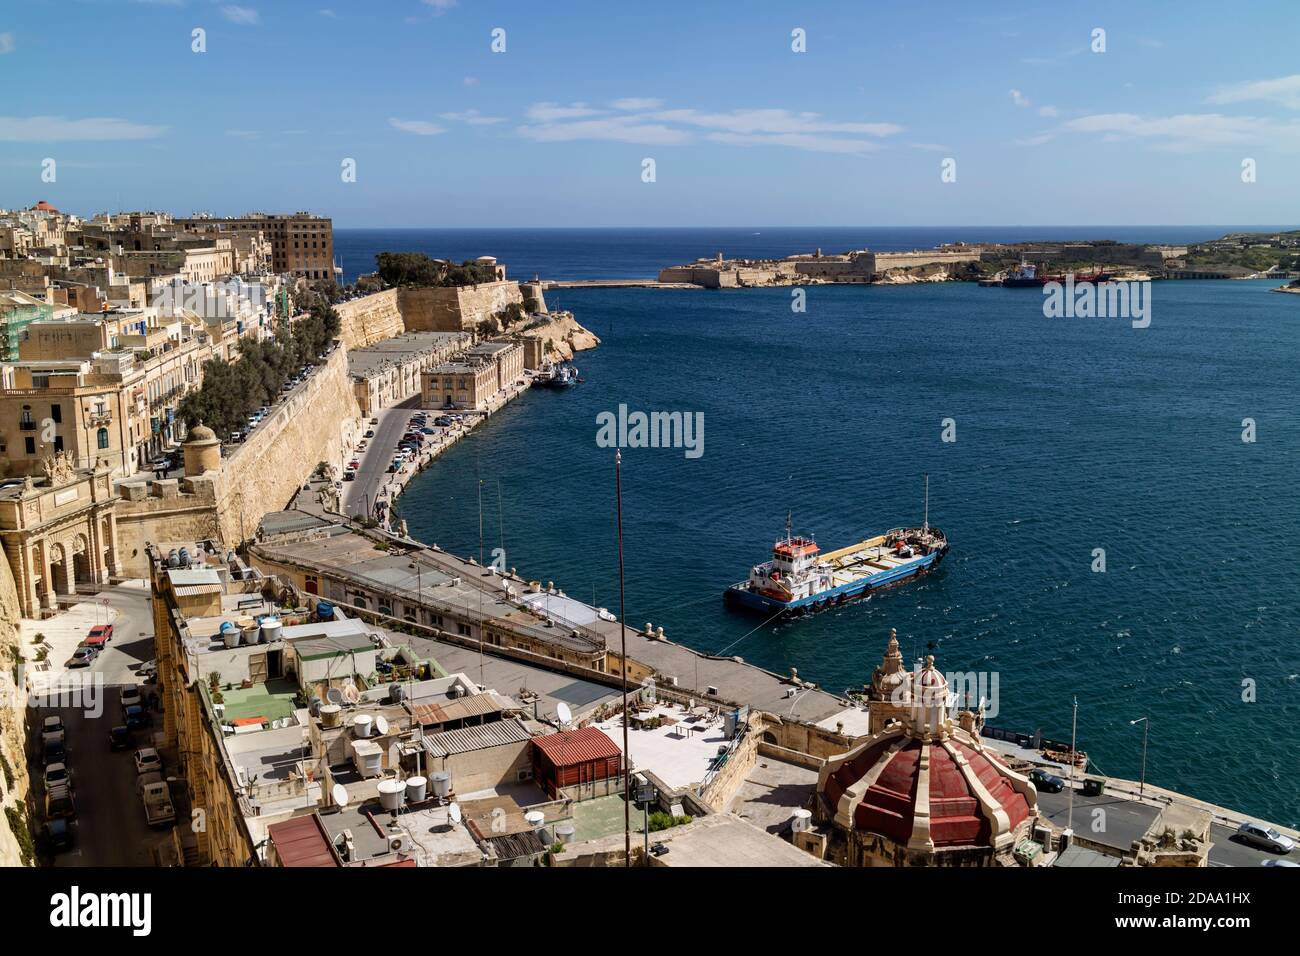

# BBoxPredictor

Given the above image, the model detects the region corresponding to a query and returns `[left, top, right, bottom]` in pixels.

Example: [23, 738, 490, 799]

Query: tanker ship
[724, 480, 949, 617]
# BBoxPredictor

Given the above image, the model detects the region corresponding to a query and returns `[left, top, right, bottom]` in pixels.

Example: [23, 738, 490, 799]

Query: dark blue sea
[343, 228, 1300, 827]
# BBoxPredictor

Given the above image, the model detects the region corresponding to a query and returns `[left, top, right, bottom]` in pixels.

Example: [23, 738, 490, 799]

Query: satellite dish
[375, 714, 389, 736]
[448, 802, 462, 825]
[556, 702, 572, 725]
[343, 685, 361, 704]
[332, 783, 349, 808]
[326, 688, 345, 705]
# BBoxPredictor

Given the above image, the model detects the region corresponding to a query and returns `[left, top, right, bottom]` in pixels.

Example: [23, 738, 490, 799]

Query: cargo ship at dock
[999, 258, 1113, 287]
[724, 482, 948, 617]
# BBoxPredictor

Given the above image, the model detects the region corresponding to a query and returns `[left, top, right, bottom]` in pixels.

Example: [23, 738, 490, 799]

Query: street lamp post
[1129, 716, 1149, 800]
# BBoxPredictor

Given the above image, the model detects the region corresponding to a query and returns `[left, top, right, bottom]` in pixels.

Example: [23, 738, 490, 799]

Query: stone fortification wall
[214, 346, 361, 545]
[398, 281, 524, 332]
[0, 556, 33, 866]
[334, 289, 403, 350]
[113, 475, 222, 578]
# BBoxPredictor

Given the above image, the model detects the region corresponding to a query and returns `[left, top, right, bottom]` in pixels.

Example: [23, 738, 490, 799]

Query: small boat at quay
[724, 478, 949, 617]
[533, 361, 579, 388]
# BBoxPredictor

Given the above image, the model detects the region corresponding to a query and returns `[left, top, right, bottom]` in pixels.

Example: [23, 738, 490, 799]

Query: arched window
[97, 428, 109, 449]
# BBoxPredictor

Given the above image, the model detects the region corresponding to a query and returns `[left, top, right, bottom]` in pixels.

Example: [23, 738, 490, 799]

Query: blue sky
[3, 0, 1300, 227]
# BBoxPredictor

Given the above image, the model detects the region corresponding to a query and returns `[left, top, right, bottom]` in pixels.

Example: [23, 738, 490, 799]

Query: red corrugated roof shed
[532, 726, 621, 768]
[268, 815, 341, 867]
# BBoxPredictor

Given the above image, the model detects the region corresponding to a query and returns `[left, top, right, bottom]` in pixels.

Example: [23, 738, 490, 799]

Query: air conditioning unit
[387, 827, 411, 853]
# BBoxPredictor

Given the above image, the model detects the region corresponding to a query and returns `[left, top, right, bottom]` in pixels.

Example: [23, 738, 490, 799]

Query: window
[457, 622, 471, 637]
[97, 428, 109, 449]
[24, 437, 35, 454]
[50, 404, 62, 424]
[53, 436, 64, 453]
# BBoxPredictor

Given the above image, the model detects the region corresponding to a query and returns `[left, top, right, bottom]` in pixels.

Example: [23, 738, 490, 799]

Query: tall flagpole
[616, 450, 630, 866]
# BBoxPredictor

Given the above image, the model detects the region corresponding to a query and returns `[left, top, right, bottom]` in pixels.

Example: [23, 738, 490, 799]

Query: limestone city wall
[214, 345, 361, 545]
[334, 289, 403, 351]
[0, 555, 33, 866]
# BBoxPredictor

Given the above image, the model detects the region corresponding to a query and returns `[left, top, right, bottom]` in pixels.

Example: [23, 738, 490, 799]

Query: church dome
[818, 646, 1037, 862]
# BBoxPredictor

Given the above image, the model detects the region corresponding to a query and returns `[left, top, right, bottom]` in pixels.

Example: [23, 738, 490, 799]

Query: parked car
[137, 659, 158, 680]
[134, 748, 163, 776]
[44, 817, 74, 851]
[45, 786, 76, 822]
[43, 739, 66, 766]
[123, 705, 151, 730]
[44, 762, 72, 790]
[348, 459, 361, 469]
[434, 417, 452, 427]
[1261, 858, 1300, 867]
[120, 686, 142, 711]
[85, 623, 113, 646]
[229, 430, 245, 443]
[343, 470, 356, 481]
[369, 417, 379, 425]
[1028, 769, 1066, 793]
[364, 429, 375, 438]
[66, 646, 97, 669]
[108, 725, 134, 750]
[1236, 823, 1295, 854]
[41, 716, 66, 744]
[387, 460, 402, 473]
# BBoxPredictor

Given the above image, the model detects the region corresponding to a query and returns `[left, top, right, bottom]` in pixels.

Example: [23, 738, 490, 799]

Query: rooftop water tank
[316, 601, 334, 621]
[405, 776, 427, 804]
[524, 810, 545, 831]
[429, 771, 451, 798]
[220, 622, 239, 649]
[388, 683, 405, 704]
[377, 779, 404, 812]
[353, 714, 373, 738]
[319, 704, 342, 729]
[167, 549, 180, 568]
[554, 824, 575, 845]
[260, 616, 282, 644]
[791, 809, 812, 833]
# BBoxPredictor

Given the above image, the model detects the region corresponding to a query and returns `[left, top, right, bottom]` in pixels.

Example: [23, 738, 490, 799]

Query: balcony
[18, 420, 36, 431]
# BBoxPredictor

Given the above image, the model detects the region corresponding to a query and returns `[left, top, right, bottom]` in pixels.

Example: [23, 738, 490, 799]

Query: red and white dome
[818, 655, 1037, 857]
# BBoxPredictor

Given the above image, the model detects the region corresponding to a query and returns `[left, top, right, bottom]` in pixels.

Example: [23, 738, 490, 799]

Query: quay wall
[0, 555, 33, 866]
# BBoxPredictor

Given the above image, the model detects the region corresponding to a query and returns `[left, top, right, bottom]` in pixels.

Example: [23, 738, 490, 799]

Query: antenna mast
[923, 473, 930, 534]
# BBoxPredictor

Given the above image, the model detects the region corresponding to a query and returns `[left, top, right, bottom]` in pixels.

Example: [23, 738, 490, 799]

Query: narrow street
[27, 582, 172, 866]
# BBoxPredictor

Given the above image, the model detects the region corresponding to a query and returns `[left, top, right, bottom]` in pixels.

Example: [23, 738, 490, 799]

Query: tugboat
[724, 477, 949, 617]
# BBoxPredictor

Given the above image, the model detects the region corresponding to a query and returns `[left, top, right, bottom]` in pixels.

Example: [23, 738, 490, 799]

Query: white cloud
[440, 110, 505, 126]
[0, 115, 167, 142]
[517, 104, 901, 154]
[423, 0, 457, 12]
[0, 33, 14, 55]
[1024, 111, 1300, 152]
[520, 116, 690, 146]
[526, 102, 603, 122]
[388, 117, 446, 136]
[1208, 74, 1300, 110]
[1037, 105, 1059, 118]
[225, 129, 259, 139]
[319, 8, 337, 18]
[612, 98, 663, 111]
[463, 76, 479, 87]
[1009, 89, 1031, 108]
[221, 5, 260, 25]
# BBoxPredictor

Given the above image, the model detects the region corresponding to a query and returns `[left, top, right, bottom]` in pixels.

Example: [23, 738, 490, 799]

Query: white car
[120, 687, 142, 710]
[134, 748, 162, 775]
[44, 762, 72, 789]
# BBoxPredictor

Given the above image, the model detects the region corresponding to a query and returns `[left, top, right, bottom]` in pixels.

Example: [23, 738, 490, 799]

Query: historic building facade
[0, 455, 121, 616]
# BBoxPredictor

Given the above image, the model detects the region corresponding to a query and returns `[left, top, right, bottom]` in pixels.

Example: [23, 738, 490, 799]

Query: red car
[84, 624, 113, 648]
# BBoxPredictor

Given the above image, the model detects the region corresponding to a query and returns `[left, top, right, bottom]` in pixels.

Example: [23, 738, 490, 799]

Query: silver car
[1236, 822, 1295, 854]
